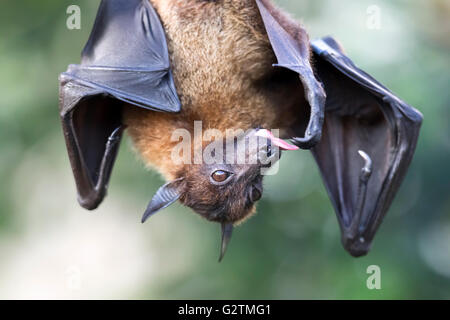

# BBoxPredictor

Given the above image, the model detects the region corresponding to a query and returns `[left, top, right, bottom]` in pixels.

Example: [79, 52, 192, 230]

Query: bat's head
[142, 128, 298, 224]
[141, 128, 298, 260]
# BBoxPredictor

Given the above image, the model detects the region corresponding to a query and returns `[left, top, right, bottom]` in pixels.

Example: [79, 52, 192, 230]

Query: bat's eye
[211, 170, 232, 184]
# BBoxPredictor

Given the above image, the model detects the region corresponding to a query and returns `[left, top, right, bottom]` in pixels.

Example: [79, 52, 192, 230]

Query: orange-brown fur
[124, 0, 309, 181]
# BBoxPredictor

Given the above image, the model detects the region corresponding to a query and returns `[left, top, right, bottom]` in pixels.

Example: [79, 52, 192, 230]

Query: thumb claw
[219, 223, 233, 262]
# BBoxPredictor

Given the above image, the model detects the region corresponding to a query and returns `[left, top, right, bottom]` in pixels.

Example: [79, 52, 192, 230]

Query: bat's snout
[255, 129, 299, 151]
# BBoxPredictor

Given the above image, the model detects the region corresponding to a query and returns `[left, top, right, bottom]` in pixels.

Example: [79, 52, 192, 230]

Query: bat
[59, 0, 422, 260]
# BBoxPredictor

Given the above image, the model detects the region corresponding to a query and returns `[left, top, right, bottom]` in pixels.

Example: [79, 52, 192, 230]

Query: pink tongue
[255, 129, 299, 151]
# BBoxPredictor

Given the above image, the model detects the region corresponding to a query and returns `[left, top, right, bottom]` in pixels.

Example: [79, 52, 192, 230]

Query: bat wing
[256, 0, 326, 149]
[311, 37, 423, 256]
[59, 0, 181, 210]
[255, 1, 422, 256]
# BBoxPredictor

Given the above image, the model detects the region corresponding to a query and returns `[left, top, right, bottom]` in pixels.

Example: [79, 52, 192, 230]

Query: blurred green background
[0, 0, 449, 299]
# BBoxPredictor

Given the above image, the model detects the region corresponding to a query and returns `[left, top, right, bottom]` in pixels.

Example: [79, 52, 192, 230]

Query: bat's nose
[266, 140, 273, 157]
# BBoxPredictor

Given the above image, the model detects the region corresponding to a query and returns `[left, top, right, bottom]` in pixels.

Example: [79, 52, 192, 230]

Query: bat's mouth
[255, 129, 299, 151]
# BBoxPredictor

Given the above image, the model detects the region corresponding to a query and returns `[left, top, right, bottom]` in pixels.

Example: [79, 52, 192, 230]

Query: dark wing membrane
[255, 0, 326, 149]
[311, 37, 423, 256]
[59, 0, 181, 210]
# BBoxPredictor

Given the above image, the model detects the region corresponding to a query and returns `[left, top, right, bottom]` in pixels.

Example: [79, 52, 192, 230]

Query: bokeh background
[0, 0, 449, 299]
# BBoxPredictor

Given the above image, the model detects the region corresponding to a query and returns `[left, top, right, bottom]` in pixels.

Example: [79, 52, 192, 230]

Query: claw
[95, 126, 124, 192]
[342, 150, 373, 255]
[219, 223, 233, 262]
[358, 150, 373, 181]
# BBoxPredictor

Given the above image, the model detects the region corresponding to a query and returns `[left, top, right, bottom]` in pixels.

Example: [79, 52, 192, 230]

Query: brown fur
[124, 0, 309, 178]
[123, 0, 311, 223]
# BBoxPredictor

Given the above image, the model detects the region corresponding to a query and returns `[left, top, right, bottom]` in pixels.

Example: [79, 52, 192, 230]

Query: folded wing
[59, 0, 180, 210]
[311, 37, 422, 256]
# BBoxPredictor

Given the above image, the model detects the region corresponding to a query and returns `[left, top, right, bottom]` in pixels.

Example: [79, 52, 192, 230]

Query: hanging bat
[59, 0, 422, 260]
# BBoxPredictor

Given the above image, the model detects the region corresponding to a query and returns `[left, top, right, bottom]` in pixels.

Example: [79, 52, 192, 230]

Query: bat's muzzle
[255, 129, 299, 151]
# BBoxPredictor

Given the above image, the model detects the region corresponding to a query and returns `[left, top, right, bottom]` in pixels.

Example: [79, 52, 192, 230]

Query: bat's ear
[141, 179, 184, 223]
[256, 0, 326, 149]
[59, 0, 180, 210]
